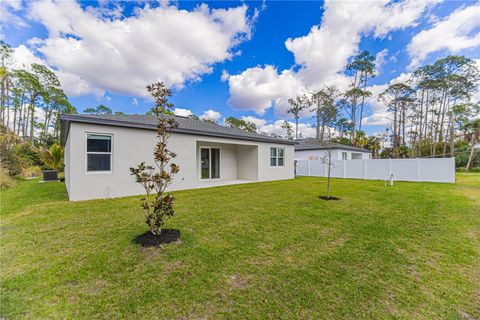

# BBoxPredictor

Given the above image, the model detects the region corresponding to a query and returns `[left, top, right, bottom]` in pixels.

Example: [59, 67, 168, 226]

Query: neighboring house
[60, 114, 295, 201]
[294, 138, 371, 161]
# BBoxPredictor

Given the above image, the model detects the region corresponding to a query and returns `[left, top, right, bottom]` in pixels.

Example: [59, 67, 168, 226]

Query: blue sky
[2, 0, 480, 137]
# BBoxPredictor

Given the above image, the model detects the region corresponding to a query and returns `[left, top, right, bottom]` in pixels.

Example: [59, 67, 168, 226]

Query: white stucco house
[294, 138, 372, 161]
[60, 114, 296, 201]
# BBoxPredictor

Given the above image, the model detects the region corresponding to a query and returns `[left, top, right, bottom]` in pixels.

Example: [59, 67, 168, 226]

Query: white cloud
[132, 98, 139, 106]
[375, 48, 389, 74]
[408, 3, 480, 69]
[24, 1, 254, 97]
[226, 65, 307, 115]
[238, 115, 316, 138]
[220, 69, 230, 81]
[0, 0, 27, 38]
[200, 109, 222, 122]
[174, 108, 193, 117]
[240, 115, 267, 127]
[226, 0, 440, 115]
[258, 120, 316, 138]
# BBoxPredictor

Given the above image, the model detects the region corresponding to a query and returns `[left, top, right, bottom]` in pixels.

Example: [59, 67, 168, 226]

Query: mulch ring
[319, 196, 341, 201]
[133, 229, 181, 247]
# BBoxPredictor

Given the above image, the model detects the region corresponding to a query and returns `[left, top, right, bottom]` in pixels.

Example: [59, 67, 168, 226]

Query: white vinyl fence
[295, 158, 455, 183]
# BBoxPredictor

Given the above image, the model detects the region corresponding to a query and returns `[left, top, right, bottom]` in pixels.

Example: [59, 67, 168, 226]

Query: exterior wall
[64, 131, 71, 194]
[65, 122, 294, 201]
[237, 145, 258, 181]
[295, 149, 371, 161]
[257, 142, 295, 181]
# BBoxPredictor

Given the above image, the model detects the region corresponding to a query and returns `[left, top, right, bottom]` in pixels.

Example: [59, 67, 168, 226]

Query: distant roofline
[60, 114, 297, 146]
[295, 139, 372, 153]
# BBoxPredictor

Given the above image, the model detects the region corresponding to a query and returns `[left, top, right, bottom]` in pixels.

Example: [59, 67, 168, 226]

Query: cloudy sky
[2, 0, 480, 137]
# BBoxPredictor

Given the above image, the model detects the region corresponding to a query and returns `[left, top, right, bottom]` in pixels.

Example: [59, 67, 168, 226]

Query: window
[200, 147, 220, 180]
[86, 134, 112, 172]
[270, 147, 285, 167]
[342, 152, 347, 160]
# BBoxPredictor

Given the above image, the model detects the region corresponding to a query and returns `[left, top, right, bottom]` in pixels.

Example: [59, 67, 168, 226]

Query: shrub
[21, 166, 42, 178]
[41, 143, 64, 170]
[0, 127, 42, 176]
[455, 144, 480, 169]
[0, 165, 14, 189]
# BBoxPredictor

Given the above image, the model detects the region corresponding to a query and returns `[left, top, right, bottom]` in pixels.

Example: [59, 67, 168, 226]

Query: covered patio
[196, 140, 259, 185]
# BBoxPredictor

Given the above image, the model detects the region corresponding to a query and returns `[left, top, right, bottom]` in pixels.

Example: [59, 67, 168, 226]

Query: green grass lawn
[1, 174, 479, 319]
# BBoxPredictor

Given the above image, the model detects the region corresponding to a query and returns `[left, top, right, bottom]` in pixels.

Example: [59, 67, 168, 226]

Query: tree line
[285, 52, 479, 167]
[0, 42, 76, 146]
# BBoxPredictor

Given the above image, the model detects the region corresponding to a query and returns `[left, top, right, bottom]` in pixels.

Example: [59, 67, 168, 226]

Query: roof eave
[60, 114, 297, 145]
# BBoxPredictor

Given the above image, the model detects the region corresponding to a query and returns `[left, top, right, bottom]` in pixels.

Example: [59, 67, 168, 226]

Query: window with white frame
[342, 152, 348, 160]
[86, 134, 112, 172]
[270, 147, 285, 167]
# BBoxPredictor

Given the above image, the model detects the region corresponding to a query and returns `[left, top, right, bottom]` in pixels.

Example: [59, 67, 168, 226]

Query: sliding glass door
[200, 147, 220, 180]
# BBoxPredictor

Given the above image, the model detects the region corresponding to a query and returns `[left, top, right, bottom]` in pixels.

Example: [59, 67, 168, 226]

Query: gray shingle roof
[295, 138, 371, 153]
[60, 114, 296, 145]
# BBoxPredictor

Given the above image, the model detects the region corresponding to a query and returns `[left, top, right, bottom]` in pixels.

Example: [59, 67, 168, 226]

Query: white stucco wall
[295, 149, 371, 161]
[237, 145, 258, 181]
[65, 122, 294, 201]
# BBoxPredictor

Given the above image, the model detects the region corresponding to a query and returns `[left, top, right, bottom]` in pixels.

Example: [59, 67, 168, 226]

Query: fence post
[389, 158, 392, 177]
[307, 160, 311, 176]
[343, 160, 346, 179]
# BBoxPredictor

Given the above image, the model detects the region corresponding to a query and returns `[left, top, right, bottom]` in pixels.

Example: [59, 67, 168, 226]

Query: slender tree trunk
[442, 127, 448, 157]
[423, 92, 429, 143]
[438, 92, 448, 143]
[432, 90, 446, 157]
[320, 118, 325, 142]
[418, 90, 424, 157]
[449, 110, 455, 158]
[401, 106, 406, 146]
[351, 71, 358, 145]
[392, 97, 398, 148]
[22, 104, 28, 138]
[316, 102, 320, 140]
[5, 78, 10, 130]
[358, 75, 367, 132]
[13, 105, 17, 133]
[17, 103, 22, 135]
[30, 100, 35, 142]
[295, 116, 299, 140]
[0, 78, 4, 126]
[465, 134, 477, 170]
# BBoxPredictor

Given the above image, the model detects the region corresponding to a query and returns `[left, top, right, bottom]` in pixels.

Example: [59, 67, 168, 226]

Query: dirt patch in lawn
[133, 229, 181, 247]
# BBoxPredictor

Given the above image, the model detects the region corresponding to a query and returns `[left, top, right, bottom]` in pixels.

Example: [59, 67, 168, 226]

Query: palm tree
[41, 143, 64, 170]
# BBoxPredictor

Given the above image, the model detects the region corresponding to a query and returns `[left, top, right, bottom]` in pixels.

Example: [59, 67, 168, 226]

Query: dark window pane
[211, 148, 220, 179]
[278, 157, 284, 166]
[201, 148, 209, 179]
[87, 154, 111, 171]
[270, 148, 277, 157]
[270, 157, 277, 166]
[278, 148, 284, 157]
[87, 135, 111, 152]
